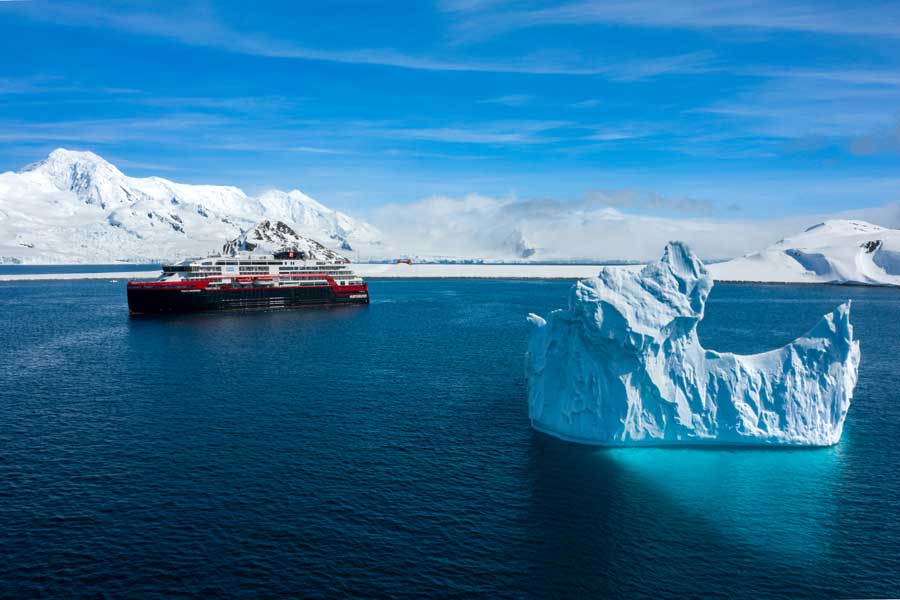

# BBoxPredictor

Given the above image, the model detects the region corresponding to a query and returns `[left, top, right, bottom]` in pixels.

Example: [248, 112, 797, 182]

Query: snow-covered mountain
[222, 220, 349, 263]
[0, 148, 383, 263]
[709, 219, 900, 285]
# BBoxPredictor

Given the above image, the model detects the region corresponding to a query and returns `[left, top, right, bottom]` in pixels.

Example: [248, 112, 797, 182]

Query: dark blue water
[1, 280, 899, 598]
[0, 264, 160, 275]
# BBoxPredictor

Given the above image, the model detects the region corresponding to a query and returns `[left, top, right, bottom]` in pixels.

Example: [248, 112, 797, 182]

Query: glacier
[525, 242, 860, 446]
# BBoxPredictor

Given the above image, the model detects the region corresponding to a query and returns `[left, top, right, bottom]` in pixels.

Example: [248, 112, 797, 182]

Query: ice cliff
[526, 242, 860, 446]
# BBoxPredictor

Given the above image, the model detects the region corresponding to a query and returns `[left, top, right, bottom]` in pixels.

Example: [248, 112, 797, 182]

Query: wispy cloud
[0, 114, 232, 144]
[207, 141, 350, 155]
[381, 148, 493, 161]
[478, 94, 532, 107]
[584, 129, 646, 141]
[11, 2, 714, 80]
[696, 74, 900, 142]
[287, 146, 349, 155]
[380, 120, 570, 145]
[137, 95, 299, 113]
[0, 111, 575, 156]
[440, 0, 511, 12]
[448, 0, 900, 41]
[744, 67, 900, 86]
[0, 86, 302, 116]
[0, 75, 76, 95]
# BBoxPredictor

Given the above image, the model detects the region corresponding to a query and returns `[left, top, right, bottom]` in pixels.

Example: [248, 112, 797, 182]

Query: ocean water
[0, 264, 162, 276]
[1, 279, 899, 598]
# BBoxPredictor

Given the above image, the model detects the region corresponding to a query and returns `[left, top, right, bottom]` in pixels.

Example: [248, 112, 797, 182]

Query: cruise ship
[127, 247, 369, 314]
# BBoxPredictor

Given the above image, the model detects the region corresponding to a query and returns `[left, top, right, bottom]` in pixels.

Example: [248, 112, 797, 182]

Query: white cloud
[584, 130, 644, 141]
[841, 201, 900, 228]
[585, 189, 713, 212]
[383, 120, 568, 144]
[373, 193, 808, 261]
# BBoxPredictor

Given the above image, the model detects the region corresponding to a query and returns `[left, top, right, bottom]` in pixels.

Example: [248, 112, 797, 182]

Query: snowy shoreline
[0, 264, 632, 282]
[0, 271, 160, 282]
[3, 262, 900, 286]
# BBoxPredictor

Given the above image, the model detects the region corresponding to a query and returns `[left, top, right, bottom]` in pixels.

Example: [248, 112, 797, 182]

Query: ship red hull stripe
[129, 273, 367, 294]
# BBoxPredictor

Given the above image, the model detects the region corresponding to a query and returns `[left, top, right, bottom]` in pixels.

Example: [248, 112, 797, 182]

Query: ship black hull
[128, 285, 368, 315]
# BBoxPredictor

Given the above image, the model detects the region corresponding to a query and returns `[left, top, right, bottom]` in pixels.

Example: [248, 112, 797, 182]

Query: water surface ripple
[1, 280, 898, 598]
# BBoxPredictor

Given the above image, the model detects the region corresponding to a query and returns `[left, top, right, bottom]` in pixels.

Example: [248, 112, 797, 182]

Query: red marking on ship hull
[127, 281, 368, 315]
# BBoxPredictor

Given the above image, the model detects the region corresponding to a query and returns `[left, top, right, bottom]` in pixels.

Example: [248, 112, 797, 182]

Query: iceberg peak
[526, 242, 860, 446]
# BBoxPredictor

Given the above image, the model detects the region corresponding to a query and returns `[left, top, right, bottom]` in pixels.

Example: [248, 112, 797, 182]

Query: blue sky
[2, 0, 900, 218]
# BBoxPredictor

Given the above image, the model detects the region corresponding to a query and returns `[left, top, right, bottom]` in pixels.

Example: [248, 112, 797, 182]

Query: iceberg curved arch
[526, 242, 860, 446]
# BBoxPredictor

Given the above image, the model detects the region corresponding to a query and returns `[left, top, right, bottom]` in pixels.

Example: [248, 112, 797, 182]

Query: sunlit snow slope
[0, 149, 382, 264]
[709, 220, 900, 285]
[222, 220, 350, 263]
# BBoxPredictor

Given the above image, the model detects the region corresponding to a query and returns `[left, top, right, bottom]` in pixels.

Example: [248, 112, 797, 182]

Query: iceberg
[526, 242, 860, 446]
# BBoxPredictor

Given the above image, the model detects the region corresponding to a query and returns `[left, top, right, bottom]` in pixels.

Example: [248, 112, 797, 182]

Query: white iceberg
[526, 242, 860, 446]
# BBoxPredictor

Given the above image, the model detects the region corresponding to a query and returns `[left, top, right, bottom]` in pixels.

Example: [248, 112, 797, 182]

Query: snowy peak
[21, 148, 123, 178]
[257, 188, 382, 251]
[20, 148, 131, 209]
[222, 220, 349, 263]
[802, 220, 886, 235]
[0, 148, 384, 263]
[710, 219, 900, 285]
[261, 188, 330, 214]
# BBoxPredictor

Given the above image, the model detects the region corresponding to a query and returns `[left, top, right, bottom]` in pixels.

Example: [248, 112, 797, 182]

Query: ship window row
[200, 260, 345, 266]
[279, 266, 350, 272]
[201, 280, 328, 287]
[179, 261, 353, 269]
[166, 266, 229, 273]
